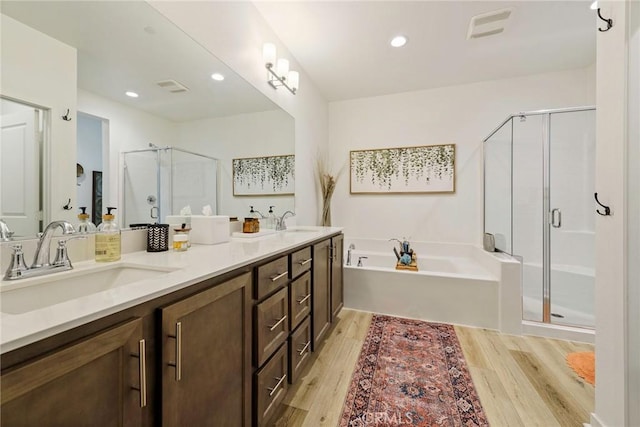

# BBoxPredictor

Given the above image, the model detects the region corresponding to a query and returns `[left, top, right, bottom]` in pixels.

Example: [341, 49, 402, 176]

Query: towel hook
[594, 192, 611, 216]
[63, 198, 72, 210]
[597, 8, 613, 32]
[61, 109, 72, 121]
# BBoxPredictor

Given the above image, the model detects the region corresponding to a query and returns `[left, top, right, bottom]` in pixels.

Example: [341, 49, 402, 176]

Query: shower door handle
[150, 206, 158, 219]
[551, 208, 562, 228]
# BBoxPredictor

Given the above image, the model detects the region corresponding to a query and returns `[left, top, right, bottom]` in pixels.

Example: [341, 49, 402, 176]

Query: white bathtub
[344, 239, 515, 330]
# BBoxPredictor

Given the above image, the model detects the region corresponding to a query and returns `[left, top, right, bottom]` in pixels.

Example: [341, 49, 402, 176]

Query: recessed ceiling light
[211, 73, 225, 81]
[390, 35, 408, 48]
[590, 1, 598, 9]
[125, 91, 139, 98]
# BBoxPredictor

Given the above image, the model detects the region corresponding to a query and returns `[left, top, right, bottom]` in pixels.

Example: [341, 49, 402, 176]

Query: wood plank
[277, 310, 595, 427]
[511, 349, 591, 426]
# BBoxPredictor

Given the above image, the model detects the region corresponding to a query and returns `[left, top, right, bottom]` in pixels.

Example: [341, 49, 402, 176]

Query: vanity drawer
[288, 316, 311, 384]
[289, 246, 312, 279]
[289, 271, 311, 331]
[255, 287, 289, 367]
[256, 255, 289, 300]
[255, 343, 288, 426]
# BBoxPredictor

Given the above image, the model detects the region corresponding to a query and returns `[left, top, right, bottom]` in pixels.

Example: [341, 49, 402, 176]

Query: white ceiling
[1, 1, 279, 122]
[253, 1, 597, 102]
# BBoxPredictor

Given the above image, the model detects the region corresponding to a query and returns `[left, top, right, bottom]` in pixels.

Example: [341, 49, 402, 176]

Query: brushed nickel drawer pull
[130, 339, 147, 408]
[298, 258, 312, 266]
[270, 271, 288, 282]
[168, 322, 182, 381]
[269, 315, 287, 331]
[267, 375, 287, 397]
[298, 340, 311, 356]
[297, 294, 311, 305]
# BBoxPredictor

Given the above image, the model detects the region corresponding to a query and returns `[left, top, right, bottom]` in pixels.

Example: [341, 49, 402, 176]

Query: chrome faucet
[4, 220, 78, 280]
[357, 256, 368, 267]
[276, 211, 295, 231]
[0, 219, 14, 241]
[346, 243, 355, 266]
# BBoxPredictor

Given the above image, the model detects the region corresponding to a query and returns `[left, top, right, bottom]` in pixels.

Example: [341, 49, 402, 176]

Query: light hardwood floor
[271, 309, 595, 427]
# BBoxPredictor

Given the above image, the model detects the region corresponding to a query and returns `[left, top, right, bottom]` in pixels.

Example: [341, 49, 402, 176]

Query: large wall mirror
[0, 1, 294, 237]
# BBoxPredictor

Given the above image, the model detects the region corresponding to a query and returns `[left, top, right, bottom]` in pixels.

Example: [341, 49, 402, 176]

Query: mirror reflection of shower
[122, 146, 219, 228]
[484, 106, 596, 329]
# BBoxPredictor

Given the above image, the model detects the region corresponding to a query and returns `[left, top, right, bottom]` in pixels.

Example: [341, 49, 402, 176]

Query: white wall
[592, 1, 631, 426]
[0, 14, 77, 225]
[149, 1, 329, 226]
[77, 89, 178, 216]
[328, 67, 595, 243]
[176, 109, 295, 219]
[76, 113, 103, 219]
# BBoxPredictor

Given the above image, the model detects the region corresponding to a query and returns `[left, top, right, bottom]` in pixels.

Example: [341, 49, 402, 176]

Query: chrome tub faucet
[346, 243, 355, 266]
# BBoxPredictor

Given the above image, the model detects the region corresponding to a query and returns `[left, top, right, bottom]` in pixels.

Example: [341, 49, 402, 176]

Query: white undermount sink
[1, 263, 177, 315]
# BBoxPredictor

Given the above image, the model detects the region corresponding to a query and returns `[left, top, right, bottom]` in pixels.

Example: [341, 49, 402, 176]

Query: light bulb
[263, 43, 276, 66]
[288, 71, 299, 91]
[276, 58, 289, 78]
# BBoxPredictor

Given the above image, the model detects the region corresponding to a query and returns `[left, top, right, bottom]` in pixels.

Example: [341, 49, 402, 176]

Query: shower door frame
[121, 146, 219, 226]
[483, 105, 596, 326]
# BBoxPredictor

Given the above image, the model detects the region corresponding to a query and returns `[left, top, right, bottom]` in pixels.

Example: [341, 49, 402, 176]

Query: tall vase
[321, 199, 332, 226]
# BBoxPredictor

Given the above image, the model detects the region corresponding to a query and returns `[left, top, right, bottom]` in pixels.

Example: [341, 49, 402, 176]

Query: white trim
[522, 320, 595, 344]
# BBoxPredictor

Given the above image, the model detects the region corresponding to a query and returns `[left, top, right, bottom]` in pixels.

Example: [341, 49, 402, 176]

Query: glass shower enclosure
[484, 107, 596, 328]
[122, 146, 219, 227]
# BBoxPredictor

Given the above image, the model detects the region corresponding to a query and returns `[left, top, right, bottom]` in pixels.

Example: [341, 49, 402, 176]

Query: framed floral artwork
[350, 144, 455, 194]
[232, 154, 295, 196]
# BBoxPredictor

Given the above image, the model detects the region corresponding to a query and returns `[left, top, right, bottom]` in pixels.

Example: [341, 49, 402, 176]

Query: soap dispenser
[266, 206, 276, 229]
[76, 207, 97, 234]
[95, 207, 121, 262]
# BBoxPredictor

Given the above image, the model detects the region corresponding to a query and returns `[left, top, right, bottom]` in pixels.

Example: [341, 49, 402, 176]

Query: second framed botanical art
[233, 154, 295, 196]
[350, 144, 455, 194]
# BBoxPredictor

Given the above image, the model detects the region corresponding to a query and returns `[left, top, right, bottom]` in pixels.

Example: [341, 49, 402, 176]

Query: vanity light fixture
[263, 43, 299, 94]
[390, 35, 408, 48]
[125, 91, 139, 98]
[211, 73, 225, 81]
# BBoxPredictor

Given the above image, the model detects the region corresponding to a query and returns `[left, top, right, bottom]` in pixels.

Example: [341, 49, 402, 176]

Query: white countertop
[0, 226, 342, 354]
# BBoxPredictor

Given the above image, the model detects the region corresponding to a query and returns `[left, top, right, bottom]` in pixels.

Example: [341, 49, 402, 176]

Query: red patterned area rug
[339, 315, 489, 427]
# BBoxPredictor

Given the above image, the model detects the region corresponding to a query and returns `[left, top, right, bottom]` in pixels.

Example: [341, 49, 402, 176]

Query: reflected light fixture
[263, 43, 299, 94]
[211, 73, 225, 81]
[125, 91, 139, 98]
[390, 35, 408, 47]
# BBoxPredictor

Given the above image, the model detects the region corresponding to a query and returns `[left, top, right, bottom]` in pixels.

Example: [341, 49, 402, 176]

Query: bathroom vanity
[0, 227, 344, 426]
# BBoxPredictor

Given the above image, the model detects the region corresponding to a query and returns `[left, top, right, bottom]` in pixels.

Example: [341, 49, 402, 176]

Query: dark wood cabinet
[160, 272, 251, 427]
[254, 343, 288, 426]
[289, 271, 311, 330]
[331, 234, 344, 320]
[1, 232, 344, 427]
[312, 239, 332, 350]
[288, 316, 312, 384]
[1, 318, 144, 427]
[254, 287, 289, 367]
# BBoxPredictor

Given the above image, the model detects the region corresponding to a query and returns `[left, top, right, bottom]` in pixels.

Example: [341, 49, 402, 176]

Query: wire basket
[147, 224, 169, 252]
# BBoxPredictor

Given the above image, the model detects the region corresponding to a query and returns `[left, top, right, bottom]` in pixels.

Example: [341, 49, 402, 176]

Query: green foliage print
[351, 145, 454, 190]
[233, 155, 295, 192]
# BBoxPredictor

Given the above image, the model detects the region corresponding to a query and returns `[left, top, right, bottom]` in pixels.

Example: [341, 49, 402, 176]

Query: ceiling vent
[156, 79, 189, 93]
[467, 8, 512, 40]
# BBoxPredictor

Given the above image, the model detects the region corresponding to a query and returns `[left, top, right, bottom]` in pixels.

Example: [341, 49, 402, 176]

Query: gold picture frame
[350, 144, 455, 194]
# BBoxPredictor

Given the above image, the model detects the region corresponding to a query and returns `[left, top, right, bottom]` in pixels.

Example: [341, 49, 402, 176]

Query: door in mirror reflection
[0, 98, 45, 237]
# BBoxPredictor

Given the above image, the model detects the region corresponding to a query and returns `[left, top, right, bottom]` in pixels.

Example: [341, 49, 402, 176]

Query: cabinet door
[1, 318, 145, 427]
[255, 286, 289, 367]
[331, 234, 345, 320]
[289, 271, 311, 331]
[161, 272, 251, 427]
[312, 239, 331, 350]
